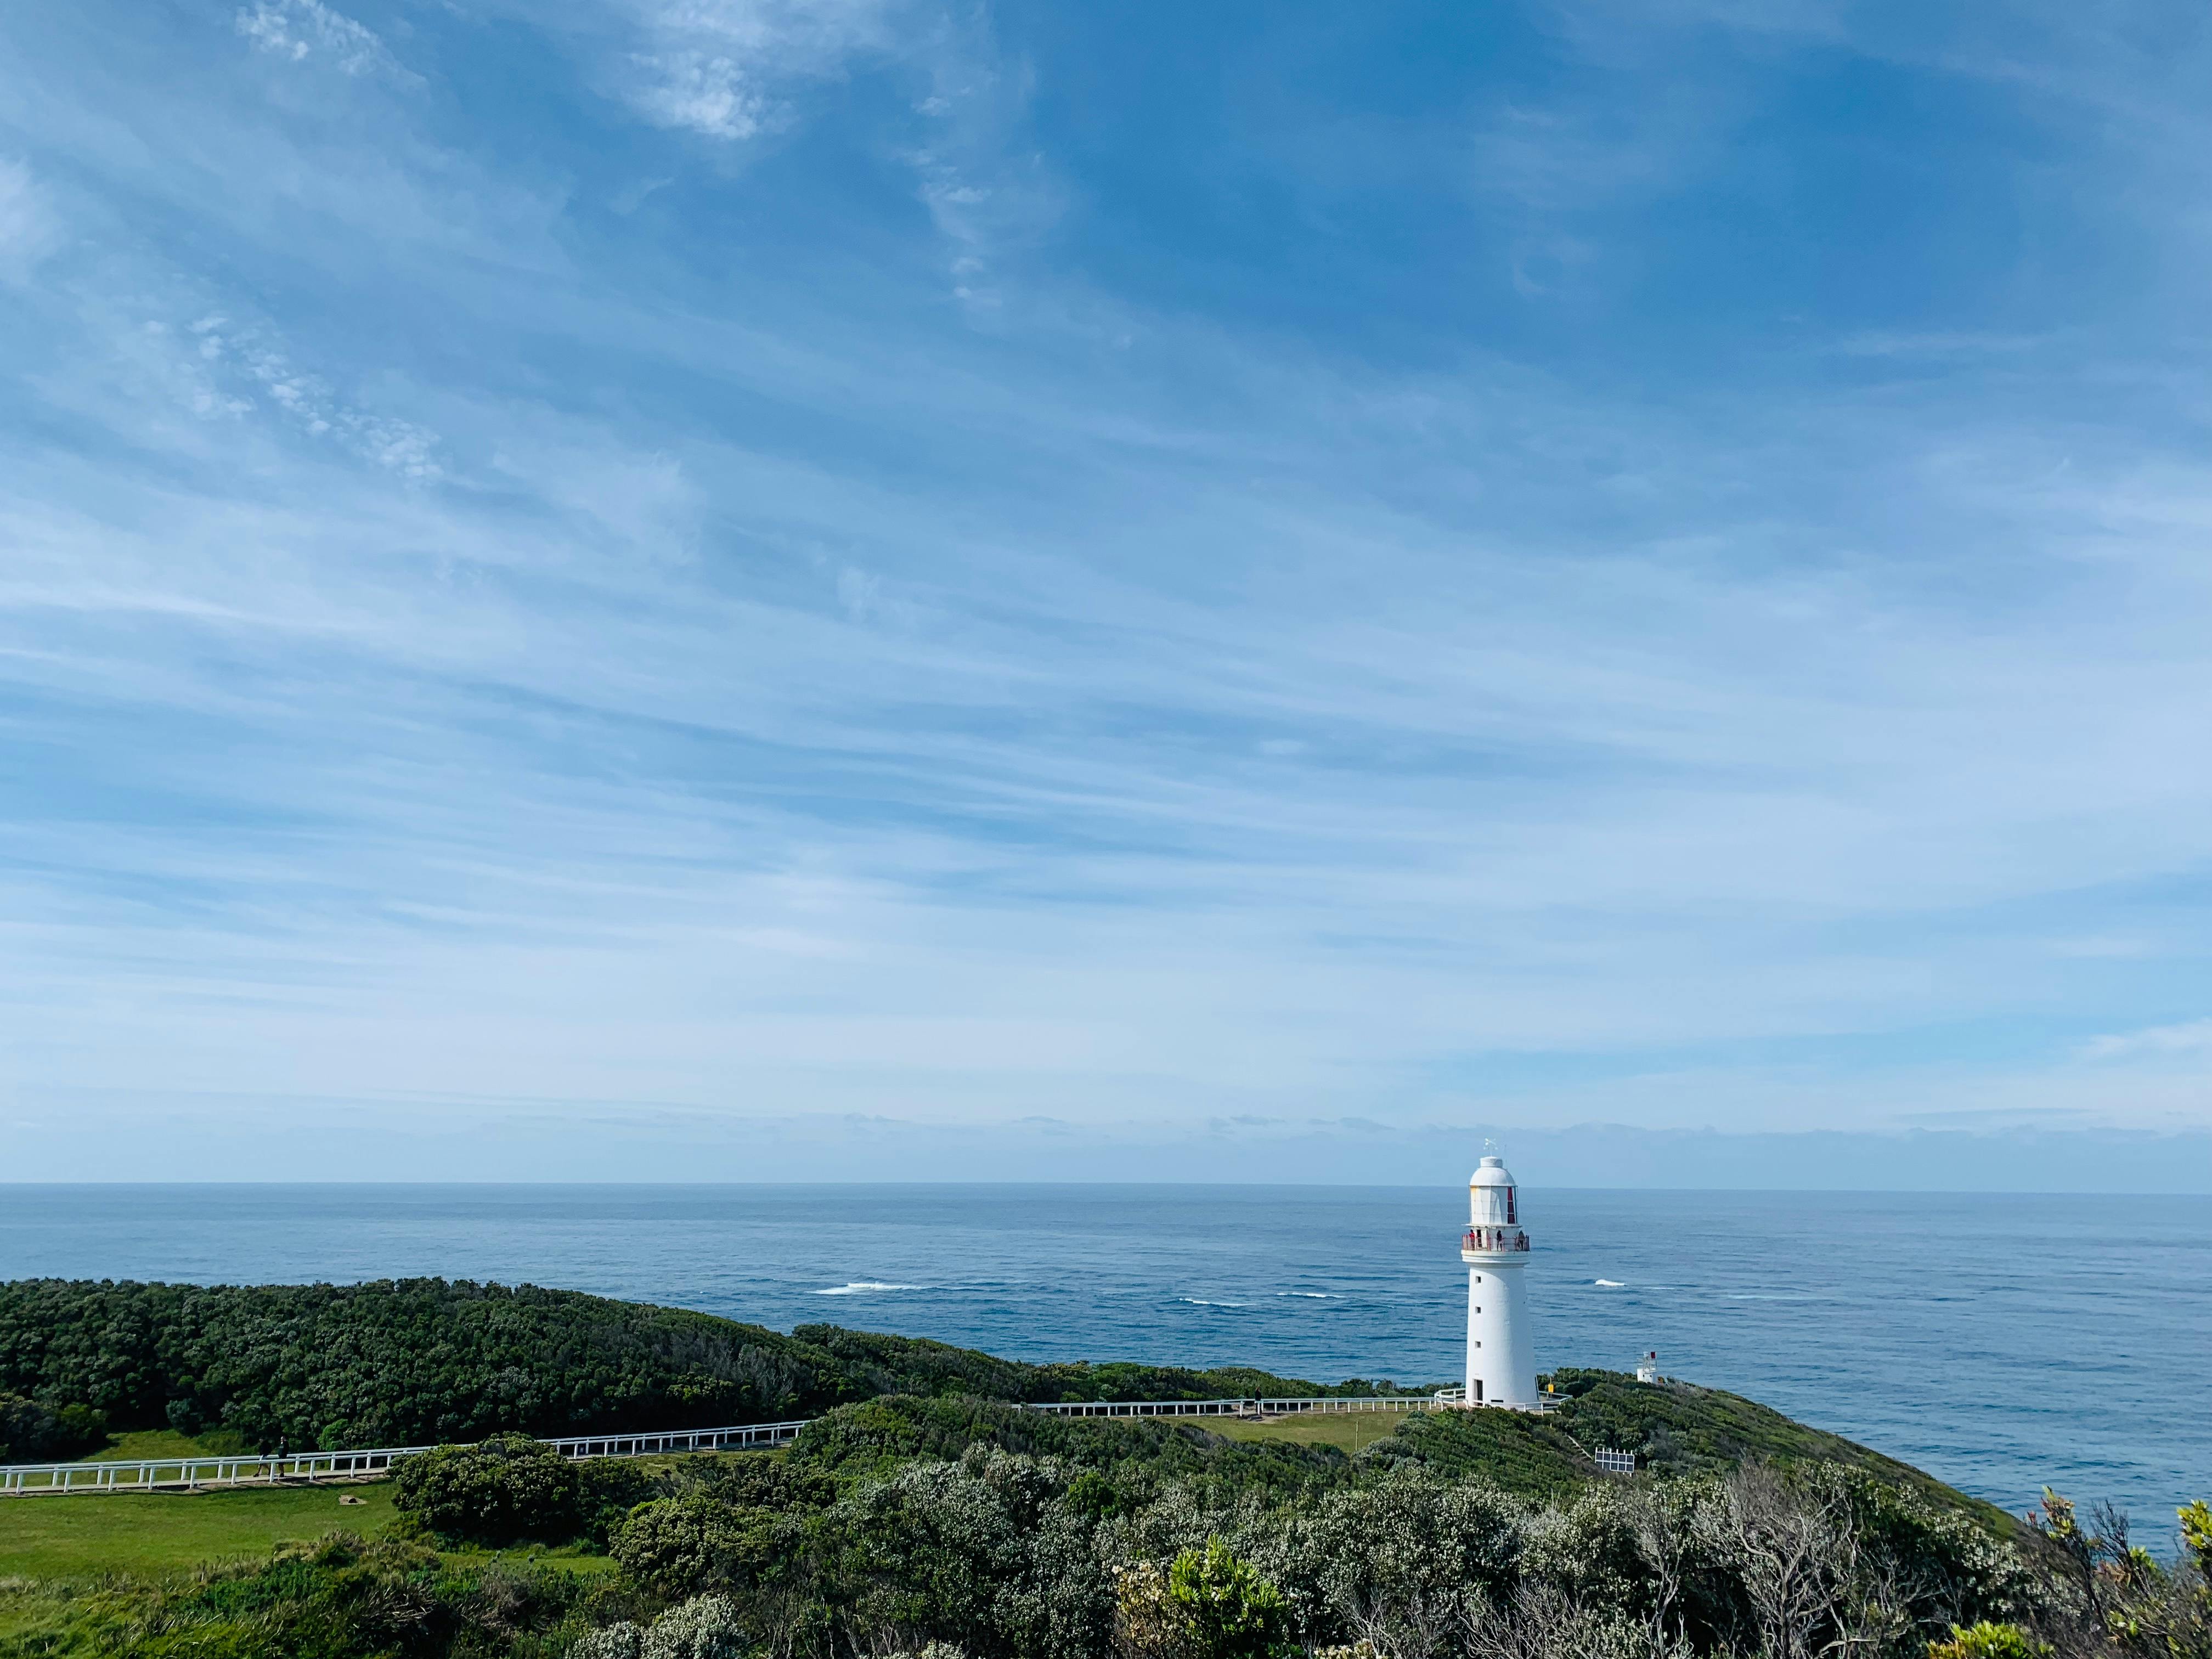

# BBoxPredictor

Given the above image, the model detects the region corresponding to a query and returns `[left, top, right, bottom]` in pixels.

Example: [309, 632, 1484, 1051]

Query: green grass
[1203, 1410, 1416, 1453]
[0, 1485, 402, 1578]
[75, 1428, 252, 1463]
[0, 1483, 618, 1581]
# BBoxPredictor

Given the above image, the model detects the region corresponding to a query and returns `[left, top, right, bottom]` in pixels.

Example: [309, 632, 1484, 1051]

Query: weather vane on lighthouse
[1460, 1150, 1538, 1407]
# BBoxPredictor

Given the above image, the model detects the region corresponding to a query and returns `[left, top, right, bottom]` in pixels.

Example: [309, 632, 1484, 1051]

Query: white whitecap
[1594, 1279, 1626, 1288]
[1179, 1297, 1251, 1307]
[1278, 1291, 1333, 1299]
[816, 1281, 921, 1295]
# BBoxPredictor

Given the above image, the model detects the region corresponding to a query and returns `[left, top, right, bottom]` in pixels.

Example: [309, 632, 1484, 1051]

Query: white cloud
[1835, 331, 2046, 359]
[0, 157, 62, 283]
[628, 50, 774, 139]
[2081, 1019, 2212, 1063]
[76, 306, 447, 476]
[836, 566, 883, 620]
[594, 0, 1059, 304]
[235, 0, 406, 77]
[901, 25, 1063, 309]
[616, 0, 895, 139]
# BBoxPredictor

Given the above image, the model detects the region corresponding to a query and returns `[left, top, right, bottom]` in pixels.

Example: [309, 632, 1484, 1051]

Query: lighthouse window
[1505, 1188, 1517, 1224]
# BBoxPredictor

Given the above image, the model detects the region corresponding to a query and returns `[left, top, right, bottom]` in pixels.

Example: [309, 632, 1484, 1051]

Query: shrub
[1927, 1622, 2051, 1659]
[573, 1624, 647, 1659]
[641, 1594, 750, 1659]
[577, 1457, 665, 1542]
[574, 1595, 754, 1659]
[1118, 1539, 1290, 1659]
[610, 1495, 800, 1610]
[2182, 1500, 2212, 1587]
[823, 1450, 1113, 1659]
[679, 1449, 836, 1512]
[393, 1432, 584, 1546]
[0, 1393, 106, 1462]
[1169, 1538, 1290, 1659]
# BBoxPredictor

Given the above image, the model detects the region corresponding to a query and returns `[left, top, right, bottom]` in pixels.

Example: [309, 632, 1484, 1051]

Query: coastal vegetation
[0, 1396, 106, 1465]
[1, 1278, 2205, 1659]
[0, 1280, 1367, 1453]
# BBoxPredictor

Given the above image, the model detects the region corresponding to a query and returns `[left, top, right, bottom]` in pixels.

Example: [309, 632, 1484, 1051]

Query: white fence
[1, 1396, 1465, 1498]
[1019, 1395, 1434, 1420]
[0, 1419, 812, 1497]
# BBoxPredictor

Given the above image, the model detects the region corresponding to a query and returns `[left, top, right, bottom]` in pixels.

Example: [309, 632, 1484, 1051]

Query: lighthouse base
[1429, 1386, 1560, 1413]
[1464, 1257, 1538, 1409]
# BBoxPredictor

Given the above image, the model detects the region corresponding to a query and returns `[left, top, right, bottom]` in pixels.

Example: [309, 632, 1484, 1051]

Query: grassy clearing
[76, 1428, 252, 1463]
[0, 1483, 618, 1582]
[1196, 1410, 1418, 1453]
[0, 1484, 401, 1578]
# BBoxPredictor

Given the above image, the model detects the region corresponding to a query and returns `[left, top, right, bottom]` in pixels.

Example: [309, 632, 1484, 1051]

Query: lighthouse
[1461, 1154, 1537, 1407]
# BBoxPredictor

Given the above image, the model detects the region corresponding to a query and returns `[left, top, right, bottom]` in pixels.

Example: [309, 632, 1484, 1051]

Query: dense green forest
[0, 1279, 1375, 1451]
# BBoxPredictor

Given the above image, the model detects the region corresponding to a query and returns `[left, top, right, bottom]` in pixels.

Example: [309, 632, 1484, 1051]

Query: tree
[1114, 1539, 1290, 1659]
[0, 1393, 106, 1462]
[613, 1496, 797, 1601]
[392, 1433, 583, 1546]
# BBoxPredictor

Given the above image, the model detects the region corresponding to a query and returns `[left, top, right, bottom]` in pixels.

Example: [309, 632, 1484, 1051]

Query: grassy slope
[1361, 1406, 1597, 1499]
[0, 1482, 621, 1582]
[1544, 1372, 2013, 1528]
[787, 1396, 1351, 1500]
[75, 1429, 252, 1463]
[0, 1486, 404, 1578]
[1203, 1412, 1414, 1454]
[1209, 1374, 2006, 1525]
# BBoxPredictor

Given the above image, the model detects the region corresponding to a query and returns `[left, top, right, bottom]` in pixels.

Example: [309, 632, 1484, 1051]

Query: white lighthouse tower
[1461, 1153, 1537, 1407]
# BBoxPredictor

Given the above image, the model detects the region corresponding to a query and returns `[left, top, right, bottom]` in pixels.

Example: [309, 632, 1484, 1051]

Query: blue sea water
[3, 1184, 2206, 1538]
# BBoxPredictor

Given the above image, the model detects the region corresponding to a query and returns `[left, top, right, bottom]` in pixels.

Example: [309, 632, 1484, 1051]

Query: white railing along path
[0, 1418, 812, 1496]
[0, 1392, 1503, 1497]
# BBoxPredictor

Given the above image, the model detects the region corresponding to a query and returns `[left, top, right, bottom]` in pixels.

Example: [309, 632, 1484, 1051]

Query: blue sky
[3, 0, 2210, 1183]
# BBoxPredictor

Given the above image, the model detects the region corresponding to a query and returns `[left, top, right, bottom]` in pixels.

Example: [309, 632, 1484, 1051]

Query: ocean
[3, 1184, 2205, 1537]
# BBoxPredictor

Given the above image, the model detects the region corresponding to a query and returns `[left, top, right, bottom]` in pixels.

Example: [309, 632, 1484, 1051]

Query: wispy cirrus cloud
[902, 23, 1063, 308]
[235, 0, 409, 78]
[614, 0, 898, 139]
[0, 156, 61, 283]
[2082, 1020, 2212, 1063]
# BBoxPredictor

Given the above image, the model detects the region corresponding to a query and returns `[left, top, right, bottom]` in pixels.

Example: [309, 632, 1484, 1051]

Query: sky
[2, 0, 2210, 1185]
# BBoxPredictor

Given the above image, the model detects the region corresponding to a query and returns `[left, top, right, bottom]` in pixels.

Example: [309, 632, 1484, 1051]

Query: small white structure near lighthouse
[1460, 1154, 1538, 1407]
